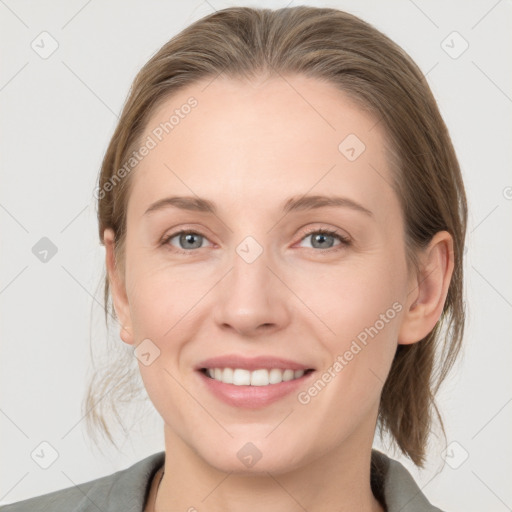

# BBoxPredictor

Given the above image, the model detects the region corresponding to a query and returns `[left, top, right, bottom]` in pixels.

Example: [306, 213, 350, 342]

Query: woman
[1, 5, 466, 512]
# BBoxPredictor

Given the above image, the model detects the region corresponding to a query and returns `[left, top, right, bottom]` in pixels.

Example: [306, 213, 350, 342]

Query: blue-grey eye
[165, 231, 207, 251]
[310, 232, 337, 249]
[299, 229, 346, 250]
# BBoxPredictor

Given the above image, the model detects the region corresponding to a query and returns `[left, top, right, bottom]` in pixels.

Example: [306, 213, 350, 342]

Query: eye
[161, 230, 211, 254]
[297, 228, 351, 251]
[161, 227, 351, 255]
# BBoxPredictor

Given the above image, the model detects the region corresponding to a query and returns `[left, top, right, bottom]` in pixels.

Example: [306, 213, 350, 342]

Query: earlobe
[103, 228, 134, 345]
[398, 231, 454, 345]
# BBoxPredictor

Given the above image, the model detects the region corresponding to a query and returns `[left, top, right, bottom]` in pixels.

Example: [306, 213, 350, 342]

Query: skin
[104, 74, 454, 512]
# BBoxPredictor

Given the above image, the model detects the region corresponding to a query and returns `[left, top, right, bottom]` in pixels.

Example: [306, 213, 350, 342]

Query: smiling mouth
[200, 367, 315, 386]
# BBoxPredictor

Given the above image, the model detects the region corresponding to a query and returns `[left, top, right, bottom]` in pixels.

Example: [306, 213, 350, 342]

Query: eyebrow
[143, 194, 373, 217]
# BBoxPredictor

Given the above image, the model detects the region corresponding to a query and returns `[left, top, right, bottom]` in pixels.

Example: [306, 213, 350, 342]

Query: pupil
[182, 233, 202, 249]
[314, 233, 332, 248]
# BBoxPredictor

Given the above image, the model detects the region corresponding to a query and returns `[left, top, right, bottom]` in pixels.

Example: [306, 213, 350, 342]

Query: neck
[155, 424, 384, 512]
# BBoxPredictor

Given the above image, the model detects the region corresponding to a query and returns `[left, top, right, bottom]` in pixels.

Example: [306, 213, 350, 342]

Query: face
[107, 74, 418, 474]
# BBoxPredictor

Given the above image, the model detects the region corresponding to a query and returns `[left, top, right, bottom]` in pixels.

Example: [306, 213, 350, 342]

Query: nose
[213, 241, 291, 338]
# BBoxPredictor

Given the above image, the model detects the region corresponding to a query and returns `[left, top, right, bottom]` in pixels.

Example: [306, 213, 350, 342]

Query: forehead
[127, 74, 396, 219]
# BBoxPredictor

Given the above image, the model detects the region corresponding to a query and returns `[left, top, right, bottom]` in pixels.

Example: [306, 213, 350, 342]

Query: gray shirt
[0, 450, 445, 511]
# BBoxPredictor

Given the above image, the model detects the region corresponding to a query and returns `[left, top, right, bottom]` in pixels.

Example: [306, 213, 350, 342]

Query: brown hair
[86, 5, 467, 467]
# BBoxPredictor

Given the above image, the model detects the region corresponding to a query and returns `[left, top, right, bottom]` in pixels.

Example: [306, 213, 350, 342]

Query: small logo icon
[338, 134, 366, 161]
[31, 441, 59, 469]
[31, 31, 59, 59]
[134, 338, 161, 366]
[236, 442, 262, 468]
[441, 31, 469, 59]
[441, 440, 469, 469]
[236, 236, 263, 264]
[32, 237, 58, 263]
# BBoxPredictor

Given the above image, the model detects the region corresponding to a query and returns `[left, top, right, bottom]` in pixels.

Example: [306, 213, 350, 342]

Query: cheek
[124, 267, 201, 422]
[292, 251, 407, 380]
[292, 261, 405, 436]
[125, 256, 209, 340]
[297, 255, 406, 334]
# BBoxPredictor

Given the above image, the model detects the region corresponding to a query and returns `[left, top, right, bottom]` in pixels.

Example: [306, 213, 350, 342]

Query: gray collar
[371, 450, 444, 511]
[1, 450, 444, 512]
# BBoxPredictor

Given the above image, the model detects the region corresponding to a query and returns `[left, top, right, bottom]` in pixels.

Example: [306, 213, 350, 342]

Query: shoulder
[0, 451, 165, 512]
[371, 449, 446, 512]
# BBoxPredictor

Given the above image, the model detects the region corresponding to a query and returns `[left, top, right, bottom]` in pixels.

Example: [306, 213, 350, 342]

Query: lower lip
[197, 370, 315, 409]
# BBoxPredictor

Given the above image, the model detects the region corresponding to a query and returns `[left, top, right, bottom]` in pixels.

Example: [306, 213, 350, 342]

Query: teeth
[205, 368, 307, 386]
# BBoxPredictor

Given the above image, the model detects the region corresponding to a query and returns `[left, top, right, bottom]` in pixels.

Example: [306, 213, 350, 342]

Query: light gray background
[1, 0, 511, 510]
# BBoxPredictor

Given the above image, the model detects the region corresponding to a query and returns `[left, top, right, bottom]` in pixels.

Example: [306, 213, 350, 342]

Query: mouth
[199, 367, 315, 386]
[195, 355, 316, 408]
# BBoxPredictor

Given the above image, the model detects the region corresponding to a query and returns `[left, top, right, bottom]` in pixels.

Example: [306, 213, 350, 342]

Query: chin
[193, 435, 310, 476]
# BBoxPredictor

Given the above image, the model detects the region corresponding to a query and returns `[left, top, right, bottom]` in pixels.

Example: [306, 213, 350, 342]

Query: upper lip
[195, 355, 315, 372]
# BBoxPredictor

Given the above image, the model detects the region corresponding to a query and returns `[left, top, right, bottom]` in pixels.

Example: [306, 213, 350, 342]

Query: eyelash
[160, 227, 351, 256]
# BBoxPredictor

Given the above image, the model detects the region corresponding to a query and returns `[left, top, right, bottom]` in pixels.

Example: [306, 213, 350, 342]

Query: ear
[398, 231, 454, 345]
[103, 228, 134, 345]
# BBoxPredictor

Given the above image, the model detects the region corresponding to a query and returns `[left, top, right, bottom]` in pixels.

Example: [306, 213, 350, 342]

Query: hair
[85, 5, 467, 467]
